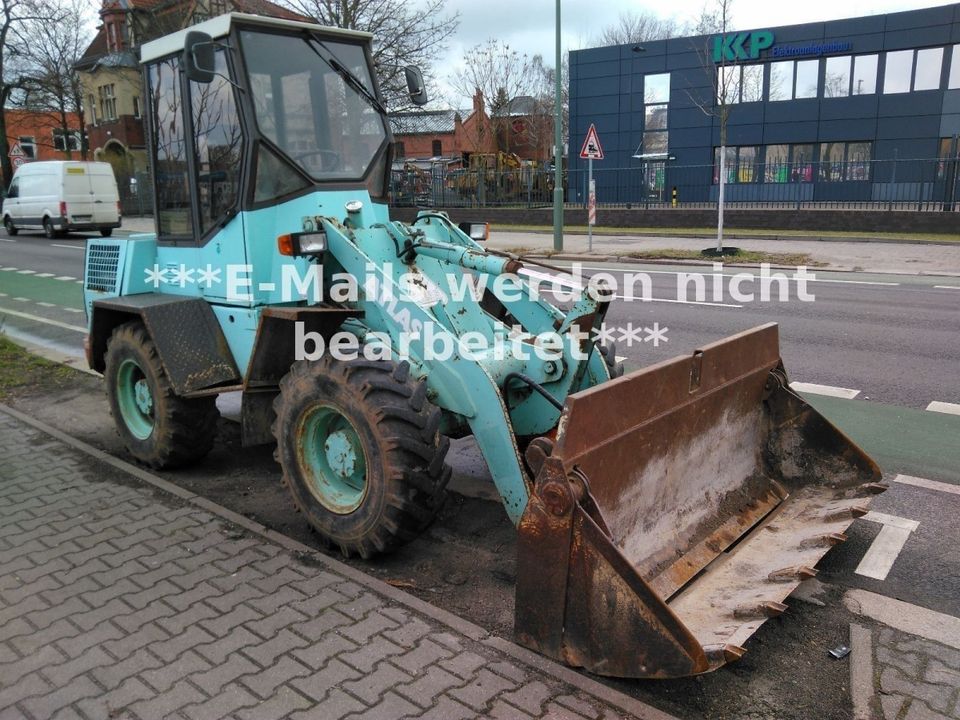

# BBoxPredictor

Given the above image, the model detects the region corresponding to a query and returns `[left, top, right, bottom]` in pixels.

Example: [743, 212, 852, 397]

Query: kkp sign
[712, 31, 775, 62]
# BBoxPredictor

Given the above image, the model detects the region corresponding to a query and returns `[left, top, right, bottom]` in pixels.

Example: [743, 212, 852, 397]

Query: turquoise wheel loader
[82, 13, 884, 679]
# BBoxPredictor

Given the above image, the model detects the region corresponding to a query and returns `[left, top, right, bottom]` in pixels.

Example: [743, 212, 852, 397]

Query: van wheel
[100, 228, 113, 238]
[3, 216, 16, 236]
[42, 218, 58, 239]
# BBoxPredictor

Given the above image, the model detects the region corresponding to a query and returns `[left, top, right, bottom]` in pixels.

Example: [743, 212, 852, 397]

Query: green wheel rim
[297, 404, 368, 514]
[116, 358, 155, 440]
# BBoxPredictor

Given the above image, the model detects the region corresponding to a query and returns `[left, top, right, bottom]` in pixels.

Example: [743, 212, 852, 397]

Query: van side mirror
[405, 66, 428, 106]
[184, 31, 215, 84]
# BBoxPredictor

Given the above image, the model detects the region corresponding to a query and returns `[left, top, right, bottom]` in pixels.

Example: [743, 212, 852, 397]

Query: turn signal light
[278, 230, 328, 257]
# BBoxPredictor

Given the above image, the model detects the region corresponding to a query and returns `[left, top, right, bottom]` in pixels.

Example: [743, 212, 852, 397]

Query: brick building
[390, 91, 498, 162]
[1, 110, 84, 185]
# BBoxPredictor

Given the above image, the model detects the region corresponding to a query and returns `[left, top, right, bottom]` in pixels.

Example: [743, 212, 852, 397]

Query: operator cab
[139, 13, 424, 246]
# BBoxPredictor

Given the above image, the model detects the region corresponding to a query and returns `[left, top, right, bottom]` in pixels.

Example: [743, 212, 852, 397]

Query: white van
[2, 161, 122, 238]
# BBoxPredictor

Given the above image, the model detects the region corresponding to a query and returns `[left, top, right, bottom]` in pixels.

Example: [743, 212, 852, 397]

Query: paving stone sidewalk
[872, 626, 960, 720]
[0, 408, 670, 720]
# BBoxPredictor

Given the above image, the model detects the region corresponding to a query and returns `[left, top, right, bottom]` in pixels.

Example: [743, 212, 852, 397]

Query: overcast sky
[436, 0, 955, 104]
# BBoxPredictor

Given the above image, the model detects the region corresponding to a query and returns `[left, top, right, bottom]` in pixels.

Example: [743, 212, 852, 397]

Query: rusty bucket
[515, 323, 884, 679]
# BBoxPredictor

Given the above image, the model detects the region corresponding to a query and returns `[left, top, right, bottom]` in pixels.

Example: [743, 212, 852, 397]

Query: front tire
[273, 357, 451, 558]
[100, 228, 113, 237]
[3, 216, 17, 236]
[104, 321, 219, 468]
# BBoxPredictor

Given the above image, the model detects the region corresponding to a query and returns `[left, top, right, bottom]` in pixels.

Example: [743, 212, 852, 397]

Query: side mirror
[184, 31, 215, 84]
[405, 66, 428, 106]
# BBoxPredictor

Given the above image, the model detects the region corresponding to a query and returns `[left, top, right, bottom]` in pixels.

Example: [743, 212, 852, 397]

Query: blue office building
[568, 3, 960, 205]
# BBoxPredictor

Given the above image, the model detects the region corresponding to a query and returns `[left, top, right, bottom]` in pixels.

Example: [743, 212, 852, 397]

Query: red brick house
[2, 110, 84, 184]
[390, 91, 497, 162]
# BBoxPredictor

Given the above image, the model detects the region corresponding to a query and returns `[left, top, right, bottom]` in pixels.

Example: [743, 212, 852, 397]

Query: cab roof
[139, 12, 373, 64]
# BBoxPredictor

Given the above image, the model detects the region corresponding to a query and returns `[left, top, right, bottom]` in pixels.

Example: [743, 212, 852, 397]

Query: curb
[0, 402, 680, 720]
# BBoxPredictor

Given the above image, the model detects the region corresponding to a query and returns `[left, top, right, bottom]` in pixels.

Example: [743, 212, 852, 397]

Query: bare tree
[449, 39, 543, 155]
[596, 10, 681, 46]
[0, 0, 61, 183]
[16, 0, 93, 160]
[285, 0, 460, 111]
[686, 0, 735, 252]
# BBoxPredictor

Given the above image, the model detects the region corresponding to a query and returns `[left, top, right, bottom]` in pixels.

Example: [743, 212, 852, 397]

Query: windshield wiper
[303, 36, 388, 116]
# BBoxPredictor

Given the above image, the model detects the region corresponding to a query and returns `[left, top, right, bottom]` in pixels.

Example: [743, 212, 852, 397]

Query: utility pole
[553, 0, 564, 251]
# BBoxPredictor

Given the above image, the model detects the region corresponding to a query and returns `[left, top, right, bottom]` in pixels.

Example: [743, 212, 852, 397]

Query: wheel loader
[82, 13, 884, 679]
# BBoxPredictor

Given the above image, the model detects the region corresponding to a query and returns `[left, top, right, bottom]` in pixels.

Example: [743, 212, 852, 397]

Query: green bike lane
[803, 393, 960, 485]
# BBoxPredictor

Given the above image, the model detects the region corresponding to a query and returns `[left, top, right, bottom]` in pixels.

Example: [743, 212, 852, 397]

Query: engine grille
[85, 243, 121, 293]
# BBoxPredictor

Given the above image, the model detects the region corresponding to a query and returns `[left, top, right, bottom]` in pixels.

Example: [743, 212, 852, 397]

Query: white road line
[856, 512, 918, 581]
[789, 381, 860, 399]
[12, 297, 29, 302]
[35, 273, 54, 278]
[893, 473, 960, 496]
[63, 308, 84, 313]
[933, 285, 960, 290]
[16, 269, 35, 274]
[554, 264, 900, 286]
[0, 237, 13, 243]
[1, 267, 17, 271]
[52, 243, 85, 251]
[0, 306, 86, 332]
[54, 276, 76, 281]
[926, 401, 960, 416]
[36, 302, 56, 308]
[844, 589, 960, 650]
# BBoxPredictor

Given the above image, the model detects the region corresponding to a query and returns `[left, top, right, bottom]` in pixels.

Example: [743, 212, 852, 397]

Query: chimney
[473, 89, 483, 115]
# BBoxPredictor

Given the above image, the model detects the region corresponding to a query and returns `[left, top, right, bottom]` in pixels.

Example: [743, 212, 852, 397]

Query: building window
[132, 96, 141, 119]
[635, 73, 670, 158]
[431, 139, 442, 156]
[818, 141, 872, 181]
[913, 48, 943, 91]
[717, 64, 763, 104]
[18, 136, 36, 159]
[763, 144, 816, 182]
[794, 60, 819, 99]
[824, 56, 851, 97]
[52, 129, 81, 152]
[740, 64, 763, 102]
[394, 141, 405, 158]
[938, 137, 960, 179]
[853, 54, 878, 95]
[769, 61, 792, 101]
[644, 73, 670, 104]
[884, 50, 913, 94]
[713, 146, 759, 183]
[99, 84, 117, 121]
[950, 45, 960, 89]
[88, 94, 98, 124]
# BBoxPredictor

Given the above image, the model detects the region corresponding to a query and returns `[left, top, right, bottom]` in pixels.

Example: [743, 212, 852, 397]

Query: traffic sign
[8, 142, 24, 158]
[12, 157, 24, 169]
[579, 124, 604, 160]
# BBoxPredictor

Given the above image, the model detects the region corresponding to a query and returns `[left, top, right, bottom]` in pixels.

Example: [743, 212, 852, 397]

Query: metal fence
[118, 171, 154, 217]
[389, 157, 960, 211]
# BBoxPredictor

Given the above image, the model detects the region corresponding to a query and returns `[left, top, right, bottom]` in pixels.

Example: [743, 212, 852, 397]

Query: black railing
[389, 157, 960, 211]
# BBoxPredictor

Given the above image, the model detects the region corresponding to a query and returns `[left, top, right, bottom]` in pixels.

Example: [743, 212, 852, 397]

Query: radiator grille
[85, 244, 121, 293]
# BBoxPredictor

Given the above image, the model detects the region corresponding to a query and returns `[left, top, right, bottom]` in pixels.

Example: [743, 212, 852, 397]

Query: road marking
[1, 267, 17, 271]
[926, 401, 960, 416]
[0, 306, 86, 332]
[934, 285, 960, 290]
[844, 589, 960, 650]
[557, 264, 900, 286]
[0, 237, 13, 243]
[16, 269, 36, 274]
[856, 512, 918, 580]
[52, 243, 85, 251]
[63, 308, 84, 314]
[54, 276, 76, 281]
[12, 297, 29, 302]
[36, 302, 56, 308]
[893, 473, 960, 496]
[789, 381, 860, 399]
[35, 273, 54, 278]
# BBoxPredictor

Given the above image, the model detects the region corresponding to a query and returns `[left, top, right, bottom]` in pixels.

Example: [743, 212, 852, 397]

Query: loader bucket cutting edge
[515, 323, 884, 679]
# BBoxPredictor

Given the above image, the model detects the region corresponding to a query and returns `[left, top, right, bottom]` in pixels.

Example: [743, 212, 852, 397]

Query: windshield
[240, 30, 387, 182]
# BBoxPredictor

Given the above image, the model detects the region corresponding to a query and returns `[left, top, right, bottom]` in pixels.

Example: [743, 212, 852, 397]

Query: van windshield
[240, 30, 388, 182]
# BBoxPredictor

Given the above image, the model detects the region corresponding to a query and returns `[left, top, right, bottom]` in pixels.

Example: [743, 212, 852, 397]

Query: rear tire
[273, 357, 450, 558]
[100, 228, 113, 237]
[43, 217, 57, 239]
[3, 216, 16, 236]
[104, 321, 219, 468]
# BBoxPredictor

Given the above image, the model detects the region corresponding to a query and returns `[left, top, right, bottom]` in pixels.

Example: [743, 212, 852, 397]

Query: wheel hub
[134, 379, 153, 414]
[298, 405, 367, 514]
[116, 358, 154, 440]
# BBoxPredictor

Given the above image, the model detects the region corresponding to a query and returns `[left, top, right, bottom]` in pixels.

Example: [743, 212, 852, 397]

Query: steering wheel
[294, 149, 341, 173]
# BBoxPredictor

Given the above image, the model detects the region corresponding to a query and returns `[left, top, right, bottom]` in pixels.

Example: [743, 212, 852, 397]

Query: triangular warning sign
[579, 124, 604, 160]
[8, 143, 24, 158]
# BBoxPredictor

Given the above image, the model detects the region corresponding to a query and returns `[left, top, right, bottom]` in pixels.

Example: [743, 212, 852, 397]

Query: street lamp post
[553, 0, 563, 252]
